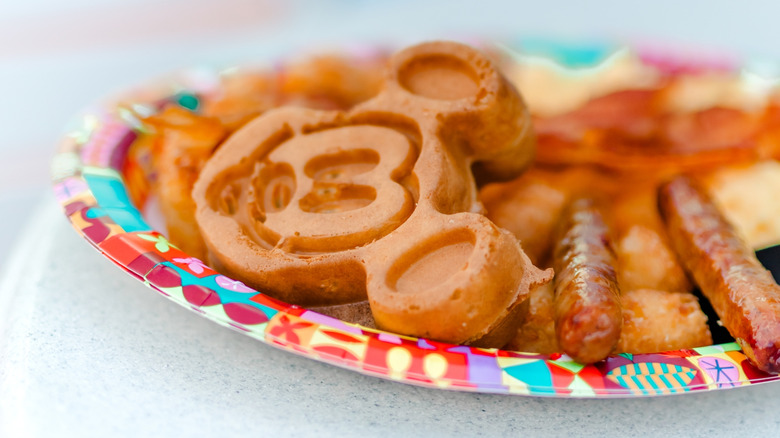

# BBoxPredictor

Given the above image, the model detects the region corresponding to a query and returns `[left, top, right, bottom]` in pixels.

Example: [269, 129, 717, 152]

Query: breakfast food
[507, 282, 713, 355]
[142, 107, 227, 260]
[126, 40, 780, 371]
[506, 282, 559, 354]
[659, 176, 780, 373]
[506, 50, 780, 176]
[136, 55, 387, 260]
[190, 41, 551, 346]
[481, 46, 780, 360]
[617, 288, 712, 354]
[552, 198, 623, 364]
[481, 165, 714, 355]
[610, 185, 693, 292]
[703, 161, 780, 249]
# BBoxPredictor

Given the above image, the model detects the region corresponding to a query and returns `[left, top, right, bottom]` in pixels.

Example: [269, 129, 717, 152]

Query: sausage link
[553, 198, 623, 364]
[659, 176, 780, 373]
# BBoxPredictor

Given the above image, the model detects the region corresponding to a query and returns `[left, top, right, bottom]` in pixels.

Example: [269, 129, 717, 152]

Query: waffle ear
[379, 41, 536, 183]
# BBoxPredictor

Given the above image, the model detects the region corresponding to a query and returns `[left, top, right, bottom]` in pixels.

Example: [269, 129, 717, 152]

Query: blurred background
[1, 0, 779, 264]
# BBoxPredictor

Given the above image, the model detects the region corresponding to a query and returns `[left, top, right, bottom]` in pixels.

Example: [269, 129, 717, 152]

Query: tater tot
[615, 225, 693, 292]
[617, 288, 712, 354]
[505, 282, 559, 354]
[144, 106, 227, 260]
[480, 173, 567, 266]
[702, 160, 780, 250]
[609, 186, 693, 292]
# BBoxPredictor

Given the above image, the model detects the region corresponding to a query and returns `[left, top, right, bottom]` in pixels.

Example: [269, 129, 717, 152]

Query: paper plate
[51, 40, 780, 397]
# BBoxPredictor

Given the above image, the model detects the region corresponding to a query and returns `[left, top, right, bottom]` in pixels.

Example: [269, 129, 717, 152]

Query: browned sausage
[552, 198, 623, 364]
[659, 176, 780, 373]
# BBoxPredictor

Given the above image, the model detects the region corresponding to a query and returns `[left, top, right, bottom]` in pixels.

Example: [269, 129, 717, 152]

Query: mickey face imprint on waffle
[192, 41, 551, 346]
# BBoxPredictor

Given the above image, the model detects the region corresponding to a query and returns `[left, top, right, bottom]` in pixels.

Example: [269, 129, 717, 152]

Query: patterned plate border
[51, 43, 780, 397]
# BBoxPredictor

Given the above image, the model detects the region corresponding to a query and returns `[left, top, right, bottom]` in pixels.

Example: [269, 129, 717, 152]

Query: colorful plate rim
[51, 41, 780, 398]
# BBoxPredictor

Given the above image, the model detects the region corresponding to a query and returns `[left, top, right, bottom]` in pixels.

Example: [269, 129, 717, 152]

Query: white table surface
[0, 197, 779, 437]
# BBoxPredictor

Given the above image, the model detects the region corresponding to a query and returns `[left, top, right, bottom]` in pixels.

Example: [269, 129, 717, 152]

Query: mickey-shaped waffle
[192, 41, 552, 347]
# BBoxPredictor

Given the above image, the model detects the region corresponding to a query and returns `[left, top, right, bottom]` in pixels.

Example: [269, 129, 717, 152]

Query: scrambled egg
[705, 160, 780, 250]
